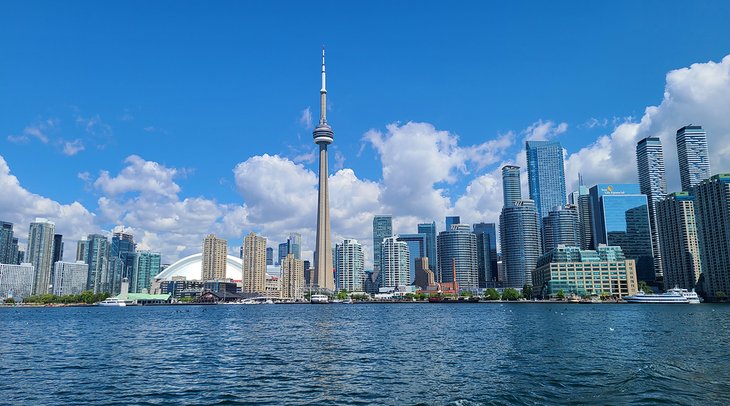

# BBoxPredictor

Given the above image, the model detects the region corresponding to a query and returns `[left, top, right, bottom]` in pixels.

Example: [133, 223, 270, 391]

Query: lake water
[1, 303, 729, 405]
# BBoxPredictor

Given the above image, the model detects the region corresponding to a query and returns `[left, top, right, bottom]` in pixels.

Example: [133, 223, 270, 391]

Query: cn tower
[312, 48, 335, 292]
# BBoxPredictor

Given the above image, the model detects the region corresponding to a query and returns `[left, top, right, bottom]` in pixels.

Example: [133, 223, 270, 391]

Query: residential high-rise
[542, 205, 580, 253]
[445, 216, 461, 231]
[281, 253, 305, 299]
[417, 222, 437, 275]
[76, 239, 88, 263]
[202, 234, 227, 281]
[694, 174, 730, 300]
[109, 231, 135, 295]
[396, 233, 426, 284]
[636, 136, 666, 283]
[52, 261, 88, 296]
[131, 251, 161, 293]
[28, 218, 56, 295]
[0, 221, 15, 264]
[676, 125, 711, 192]
[278, 242, 289, 265]
[52, 234, 64, 265]
[312, 48, 335, 292]
[437, 224, 478, 289]
[266, 247, 274, 266]
[526, 140, 567, 222]
[656, 192, 702, 291]
[0, 263, 35, 301]
[568, 183, 593, 250]
[9, 239, 19, 265]
[473, 223, 498, 288]
[501, 165, 522, 207]
[589, 184, 654, 282]
[288, 233, 302, 260]
[500, 200, 542, 288]
[372, 215, 393, 274]
[381, 236, 410, 289]
[242, 232, 267, 294]
[336, 239, 364, 292]
[86, 234, 109, 293]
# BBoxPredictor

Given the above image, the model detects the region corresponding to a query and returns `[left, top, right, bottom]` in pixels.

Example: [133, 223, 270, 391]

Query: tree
[485, 288, 500, 300]
[4, 297, 15, 304]
[556, 289, 566, 300]
[716, 291, 727, 301]
[638, 281, 653, 294]
[337, 290, 349, 300]
[522, 284, 533, 300]
[501, 288, 520, 301]
[460, 290, 473, 297]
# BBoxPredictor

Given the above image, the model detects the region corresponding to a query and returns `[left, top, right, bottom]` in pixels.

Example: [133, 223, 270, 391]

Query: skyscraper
[86, 234, 109, 293]
[437, 224, 478, 289]
[499, 200, 542, 288]
[568, 183, 593, 250]
[288, 233, 302, 260]
[656, 192, 702, 291]
[417, 222, 437, 275]
[266, 247, 274, 266]
[526, 140, 567, 222]
[501, 165, 522, 207]
[381, 236, 410, 289]
[76, 239, 88, 263]
[372, 215, 393, 274]
[694, 174, 730, 300]
[281, 253, 305, 299]
[542, 205, 580, 253]
[396, 233, 426, 284]
[202, 234, 227, 281]
[0, 221, 15, 264]
[445, 216, 461, 231]
[109, 231, 135, 295]
[473, 222, 498, 288]
[52, 234, 64, 265]
[336, 239, 364, 292]
[312, 49, 335, 292]
[636, 136, 666, 282]
[28, 218, 56, 295]
[243, 232, 267, 294]
[278, 242, 289, 265]
[589, 184, 654, 282]
[676, 125, 711, 192]
[131, 251, 161, 293]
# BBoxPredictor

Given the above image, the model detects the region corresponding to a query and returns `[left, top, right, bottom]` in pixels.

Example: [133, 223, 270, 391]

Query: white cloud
[299, 107, 313, 129]
[94, 155, 181, 198]
[62, 139, 85, 156]
[523, 119, 568, 141]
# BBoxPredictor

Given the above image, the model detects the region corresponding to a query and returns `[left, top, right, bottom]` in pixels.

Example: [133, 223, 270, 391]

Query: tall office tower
[381, 236, 410, 289]
[501, 165, 522, 207]
[676, 125, 711, 192]
[312, 48, 335, 292]
[656, 192, 702, 290]
[396, 233, 426, 284]
[52, 234, 64, 265]
[202, 234, 228, 281]
[437, 224, 479, 289]
[288, 233, 302, 260]
[413, 257, 436, 290]
[10, 239, 19, 265]
[0, 221, 15, 264]
[278, 242, 289, 265]
[266, 247, 274, 266]
[109, 231, 135, 295]
[372, 215, 393, 275]
[52, 261, 88, 296]
[636, 137, 667, 282]
[28, 218, 56, 295]
[417, 222, 438, 275]
[243, 232, 267, 294]
[281, 253, 305, 299]
[526, 140, 567, 222]
[499, 200, 542, 288]
[589, 184, 654, 282]
[568, 183, 594, 250]
[76, 239, 89, 263]
[694, 174, 730, 300]
[16, 248, 24, 265]
[0, 263, 35, 301]
[473, 223, 498, 288]
[542, 205, 580, 253]
[86, 234, 109, 293]
[131, 251, 161, 293]
[445, 216, 461, 231]
[336, 239, 364, 292]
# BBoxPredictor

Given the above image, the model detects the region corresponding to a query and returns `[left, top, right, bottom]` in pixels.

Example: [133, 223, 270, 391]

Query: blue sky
[2, 1, 730, 265]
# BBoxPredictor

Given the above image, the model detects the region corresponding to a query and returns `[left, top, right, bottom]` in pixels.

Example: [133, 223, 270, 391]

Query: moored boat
[623, 290, 689, 304]
[98, 297, 135, 307]
[310, 294, 329, 304]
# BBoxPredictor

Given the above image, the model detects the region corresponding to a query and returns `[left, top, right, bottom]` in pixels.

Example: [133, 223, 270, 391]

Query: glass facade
[372, 215, 393, 274]
[499, 200, 541, 288]
[501, 165, 522, 207]
[526, 140, 567, 221]
[473, 223, 498, 288]
[438, 225, 479, 289]
[397, 233, 426, 284]
[676, 125, 711, 192]
[417, 222, 437, 275]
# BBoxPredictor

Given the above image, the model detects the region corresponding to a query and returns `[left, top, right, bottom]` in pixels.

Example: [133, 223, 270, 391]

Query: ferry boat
[667, 287, 702, 304]
[310, 294, 329, 304]
[624, 290, 688, 304]
[98, 297, 135, 307]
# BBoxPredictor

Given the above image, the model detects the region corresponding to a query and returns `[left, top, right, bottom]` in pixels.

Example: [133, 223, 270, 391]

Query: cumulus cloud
[299, 107, 313, 129]
[62, 139, 85, 156]
[94, 155, 181, 198]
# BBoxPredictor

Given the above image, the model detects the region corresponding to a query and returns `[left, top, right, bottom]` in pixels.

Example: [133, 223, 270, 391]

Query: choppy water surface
[2, 303, 729, 405]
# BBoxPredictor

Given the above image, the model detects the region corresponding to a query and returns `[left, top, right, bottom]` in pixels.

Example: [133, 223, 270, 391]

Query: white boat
[98, 297, 135, 307]
[624, 290, 689, 304]
[310, 294, 329, 304]
[667, 287, 702, 304]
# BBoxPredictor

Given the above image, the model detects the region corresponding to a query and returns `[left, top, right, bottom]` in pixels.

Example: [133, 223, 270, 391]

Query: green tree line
[21, 291, 110, 304]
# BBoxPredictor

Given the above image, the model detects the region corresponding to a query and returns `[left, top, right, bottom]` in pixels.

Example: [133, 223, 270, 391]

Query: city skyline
[2, 3, 730, 268]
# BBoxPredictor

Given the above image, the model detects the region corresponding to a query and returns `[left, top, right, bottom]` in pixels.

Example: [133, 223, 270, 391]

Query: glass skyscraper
[28, 218, 56, 295]
[500, 200, 541, 288]
[656, 192, 702, 291]
[0, 222, 16, 265]
[381, 236, 410, 289]
[372, 215, 393, 274]
[437, 224, 478, 289]
[636, 136, 666, 282]
[526, 140, 567, 221]
[110, 231, 136, 295]
[542, 204, 580, 253]
[445, 216, 461, 231]
[694, 174, 730, 300]
[86, 234, 110, 294]
[501, 165, 522, 207]
[397, 233, 426, 284]
[336, 239, 364, 292]
[676, 125, 711, 192]
[417, 222, 437, 275]
[589, 184, 654, 282]
[568, 184, 593, 250]
[131, 250, 161, 293]
[472, 222, 498, 288]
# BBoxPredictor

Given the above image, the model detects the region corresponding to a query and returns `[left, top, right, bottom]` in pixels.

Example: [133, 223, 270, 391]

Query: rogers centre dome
[154, 253, 243, 281]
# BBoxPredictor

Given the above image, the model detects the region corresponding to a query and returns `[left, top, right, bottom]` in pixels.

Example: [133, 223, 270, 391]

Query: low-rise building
[0, 263, 34, 301]
[533, 245, 638, 299]
[52, 261, 88, 296]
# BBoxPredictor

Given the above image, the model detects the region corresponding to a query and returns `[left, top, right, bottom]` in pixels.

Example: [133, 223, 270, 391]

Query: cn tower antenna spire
[320, 46, 327, 125]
